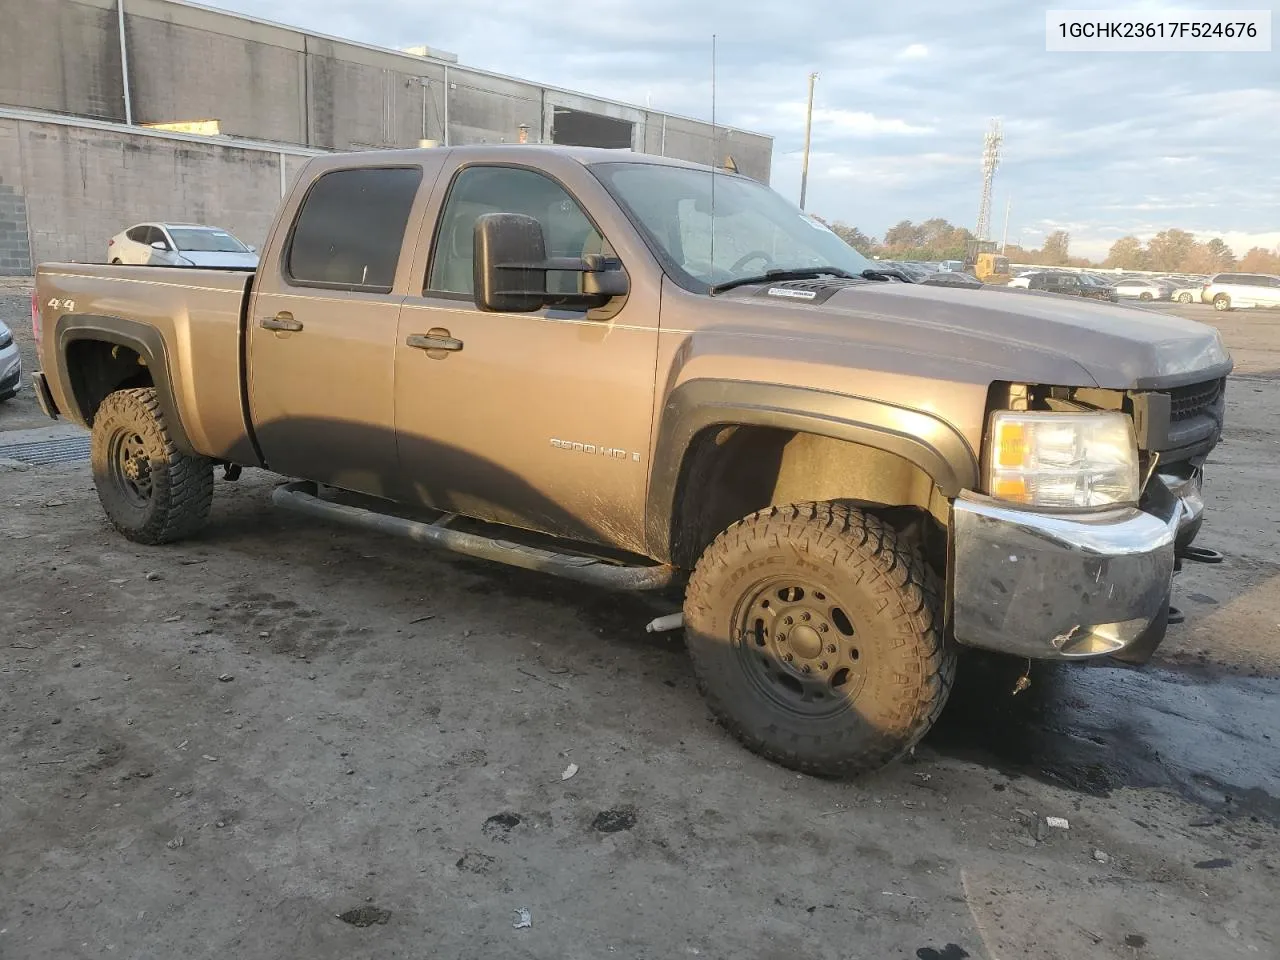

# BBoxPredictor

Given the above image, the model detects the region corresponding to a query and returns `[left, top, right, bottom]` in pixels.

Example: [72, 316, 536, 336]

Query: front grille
[1167, 378, 1224, 422]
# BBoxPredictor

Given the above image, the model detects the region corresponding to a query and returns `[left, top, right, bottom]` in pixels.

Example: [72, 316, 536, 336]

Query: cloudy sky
[203, 0, 1279, 260]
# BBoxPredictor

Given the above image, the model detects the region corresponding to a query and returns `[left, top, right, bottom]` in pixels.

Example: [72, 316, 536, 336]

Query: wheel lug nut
[827, 644, 837, 654]
[801, 664, 811, 674]
[783, 653, 793, 662]
[800, 612, 811, 622]
[819, 661, 829, 671]
[818, 623, 829, 633]
[783, 616, 794, 626]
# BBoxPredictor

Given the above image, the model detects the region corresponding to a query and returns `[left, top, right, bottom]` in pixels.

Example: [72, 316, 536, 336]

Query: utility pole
[799, 72, 818, 210]
[1000, 196, 1012, 253]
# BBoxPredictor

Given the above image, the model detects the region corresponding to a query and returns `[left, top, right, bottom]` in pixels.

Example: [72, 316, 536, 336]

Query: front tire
[1139, 291, 1153, 301]
[683, 502, 955, 776]
[1179, 292, 1193, 304]
[91, 388, 214, 544]
[1213, 294, 1231, 311]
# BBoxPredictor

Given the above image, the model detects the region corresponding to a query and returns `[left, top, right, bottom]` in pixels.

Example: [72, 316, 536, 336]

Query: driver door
[394, 163, 658, 553]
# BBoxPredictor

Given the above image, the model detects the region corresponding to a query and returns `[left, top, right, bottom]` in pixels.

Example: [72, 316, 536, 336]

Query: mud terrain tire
[684, 502, 955, 776]
[91, 388, 214, 544]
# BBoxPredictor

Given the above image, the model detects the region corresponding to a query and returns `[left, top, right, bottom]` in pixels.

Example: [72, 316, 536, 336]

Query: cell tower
[975, 118, 1002, 241]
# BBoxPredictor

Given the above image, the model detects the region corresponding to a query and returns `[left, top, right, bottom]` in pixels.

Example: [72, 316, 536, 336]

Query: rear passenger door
[247, 164, 433, 497]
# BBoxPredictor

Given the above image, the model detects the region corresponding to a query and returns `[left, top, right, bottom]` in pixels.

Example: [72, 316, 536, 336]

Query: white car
[1112, 278, 1170, 302]
[107, 223, 259, 268]
[1202, 272, 1280, 311]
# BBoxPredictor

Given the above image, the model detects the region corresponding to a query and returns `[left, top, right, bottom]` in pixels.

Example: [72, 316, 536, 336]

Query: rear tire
[91, 388, 214, 544]
[1178, 292, 1193, 304]
[111, 258, 122, 265]
[683, 502, 955, 777]
[1213, 294, 1231, 311]
[1139, 291, 1153, 301]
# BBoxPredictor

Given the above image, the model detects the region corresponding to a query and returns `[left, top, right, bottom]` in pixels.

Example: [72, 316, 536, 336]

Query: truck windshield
[591, 162, 873, 292]
[168, 228, 249, 253]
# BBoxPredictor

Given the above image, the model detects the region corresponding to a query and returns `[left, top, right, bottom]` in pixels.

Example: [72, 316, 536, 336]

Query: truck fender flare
[645, 379, 979, 561]
[53, 313, 195, 454]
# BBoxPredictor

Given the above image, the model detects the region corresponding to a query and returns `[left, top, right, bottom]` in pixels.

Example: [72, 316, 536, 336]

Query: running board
[271, 481, 675, 592]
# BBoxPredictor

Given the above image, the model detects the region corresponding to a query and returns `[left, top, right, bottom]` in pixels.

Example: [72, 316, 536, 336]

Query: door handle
[261, 312, 303, 332]
[406, 329, 464, 355]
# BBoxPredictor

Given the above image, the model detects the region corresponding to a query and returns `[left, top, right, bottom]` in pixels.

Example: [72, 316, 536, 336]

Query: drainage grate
[0, 435, 92, 465]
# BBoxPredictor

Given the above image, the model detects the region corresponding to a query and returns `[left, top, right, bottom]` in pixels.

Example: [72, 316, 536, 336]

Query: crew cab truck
[31, 146, 1230, 776]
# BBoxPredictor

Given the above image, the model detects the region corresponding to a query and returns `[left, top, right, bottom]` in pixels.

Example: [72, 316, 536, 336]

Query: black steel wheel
[734, 577, 867, 718]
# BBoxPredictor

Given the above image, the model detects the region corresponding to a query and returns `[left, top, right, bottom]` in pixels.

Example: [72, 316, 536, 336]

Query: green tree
[829, 223, 878, 254]
[1042, 230, 1070, 265]
[1146, 228, 1197, 271]
[1203, 238, 1236, 270]
[1105, 236, 1148, 270]
[883, 220, 923, 250]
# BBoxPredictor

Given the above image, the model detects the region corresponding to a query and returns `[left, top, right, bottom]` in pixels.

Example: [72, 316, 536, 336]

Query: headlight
[986, 411, 1139, 508]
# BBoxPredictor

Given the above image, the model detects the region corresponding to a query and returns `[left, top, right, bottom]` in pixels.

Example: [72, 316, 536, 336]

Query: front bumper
[951, 474, 1198, 660]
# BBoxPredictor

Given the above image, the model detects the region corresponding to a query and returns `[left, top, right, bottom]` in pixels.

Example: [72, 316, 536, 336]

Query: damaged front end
[949, 377, 1225, 664]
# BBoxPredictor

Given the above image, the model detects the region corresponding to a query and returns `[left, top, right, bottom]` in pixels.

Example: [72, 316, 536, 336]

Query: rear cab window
[286, 167, 424, 293]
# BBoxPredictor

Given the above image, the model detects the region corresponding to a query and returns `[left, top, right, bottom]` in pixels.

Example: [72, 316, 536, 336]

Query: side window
[148, 227, 170, 249]
[428, 166, 612, 296]
[287, 167, 423, 293]
[126, 226, 149, 243]
[1029, 275, 1045, 289]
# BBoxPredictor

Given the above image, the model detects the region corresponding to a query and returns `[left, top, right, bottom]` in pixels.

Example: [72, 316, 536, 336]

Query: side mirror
[151, 240, 168, 250]
[473, 212, 629, 314]
[473, 213, 549, 313]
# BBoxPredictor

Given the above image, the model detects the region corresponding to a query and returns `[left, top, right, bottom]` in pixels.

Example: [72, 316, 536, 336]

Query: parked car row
[1007, 271, 1119, 301]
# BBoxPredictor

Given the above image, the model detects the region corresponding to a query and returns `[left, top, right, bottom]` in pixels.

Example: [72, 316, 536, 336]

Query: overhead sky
[201, 0, 1278, 260]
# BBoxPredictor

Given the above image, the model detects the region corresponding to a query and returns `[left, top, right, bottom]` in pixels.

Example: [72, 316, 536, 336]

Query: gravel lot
[2, 281, 1277, 959]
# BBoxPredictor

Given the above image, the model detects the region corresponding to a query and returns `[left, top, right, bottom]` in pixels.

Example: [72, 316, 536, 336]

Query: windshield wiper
[860, 267, 917, 283]
[708, 266, 855, 295]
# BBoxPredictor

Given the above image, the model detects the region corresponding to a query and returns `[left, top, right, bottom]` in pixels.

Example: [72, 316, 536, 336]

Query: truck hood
[724, 279, 1231, 389]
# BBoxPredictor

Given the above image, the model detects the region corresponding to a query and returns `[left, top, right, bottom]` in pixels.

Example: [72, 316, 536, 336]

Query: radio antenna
[710, 34, 717, 272]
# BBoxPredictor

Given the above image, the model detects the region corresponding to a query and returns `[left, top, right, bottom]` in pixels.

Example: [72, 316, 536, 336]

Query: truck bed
[35, 263, 258, 463]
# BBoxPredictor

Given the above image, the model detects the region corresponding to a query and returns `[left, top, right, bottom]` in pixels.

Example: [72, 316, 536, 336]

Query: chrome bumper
[951, 477, 1197, 660]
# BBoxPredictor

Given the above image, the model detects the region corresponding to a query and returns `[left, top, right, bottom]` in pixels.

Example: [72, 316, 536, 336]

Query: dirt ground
[2, 282, 1277, 960]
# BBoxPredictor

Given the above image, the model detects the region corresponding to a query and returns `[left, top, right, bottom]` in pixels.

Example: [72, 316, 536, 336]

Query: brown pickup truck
[30, 145, 1230, 776]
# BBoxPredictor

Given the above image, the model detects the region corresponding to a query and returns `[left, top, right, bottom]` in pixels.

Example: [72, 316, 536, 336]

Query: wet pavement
[930, 654, 1280, 822]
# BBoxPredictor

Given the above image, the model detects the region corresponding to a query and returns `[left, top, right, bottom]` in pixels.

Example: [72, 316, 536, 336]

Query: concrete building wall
[0, 114, 316, 267]
[125, 3, 307, 143]
[0, 0, 124, 122]
[0, 121, 32, 275]
[2, 0, 772, 181]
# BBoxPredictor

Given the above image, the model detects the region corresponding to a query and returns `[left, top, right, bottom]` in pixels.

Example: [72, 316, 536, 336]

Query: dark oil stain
[1124, 934, 1147, 948]
[592, 807, 638, 833]
[338, 905, 390, 927]
[916, 946, 970, 960]
[1193, 858, 1232, 869]
[482, 812, 522, 842]
[926, 653, 1280, 823]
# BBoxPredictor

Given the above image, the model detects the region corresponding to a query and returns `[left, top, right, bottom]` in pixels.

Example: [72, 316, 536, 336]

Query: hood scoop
[753, 277, 877, 305]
